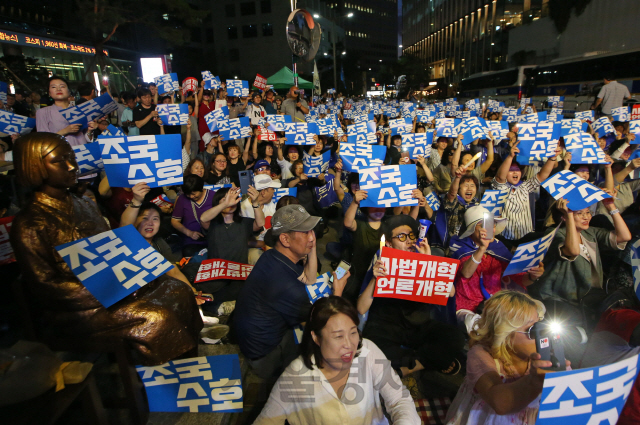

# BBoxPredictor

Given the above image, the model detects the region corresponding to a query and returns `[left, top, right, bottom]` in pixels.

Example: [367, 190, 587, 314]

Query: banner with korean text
[55, 225, 174, 307]
[0, 111, 37, 135]
[194, 259, 254, 283]
[375, 247, 459, 306]
[340, 143, 386, 172]
[359, 165, 418, 208]
[536, 354, 639, 425]
[303, 151, 331, 177]
[541, 170, 611, 211]
[73, 142, 104, 175]
[98, 134, 183, 188]
[154, 73, 179, 94]
[59, 93, 118, 129]
[226, 80, 249, 97]
[503, 226, 560, 276]
[136, 354, 243, 413]
[400, 133, 433, 159]
[157, 104, 189, 126]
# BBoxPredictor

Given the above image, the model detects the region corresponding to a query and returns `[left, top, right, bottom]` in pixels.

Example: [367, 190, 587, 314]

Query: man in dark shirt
[133, 88, 160, 135]
[233, 205, 323, 379]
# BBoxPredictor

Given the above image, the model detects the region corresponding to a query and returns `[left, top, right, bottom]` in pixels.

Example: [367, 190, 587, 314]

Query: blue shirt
[234, 248, 311, 359]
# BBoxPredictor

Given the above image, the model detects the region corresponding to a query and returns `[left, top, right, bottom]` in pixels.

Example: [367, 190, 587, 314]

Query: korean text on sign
[98, 134, 183, 188]
[73, 142, 104, 175]
[154, 73, 179, 94]
[541, 170, 611, 211]
[253, 74, 267, 90]
[195, 259, 254, 283]
[503, 225, 560, 276]
[480, 189, 508, 216]
[137, 354, 243, 413]
[375, 247, 459, 306]
[359, 165, 419, 208]
[303, 151, 331, 178]
[157, 104, 190, 126]
[0, 110, 36, 135]
[55, 225, 174, 307]
[0, 216, 15, 265]
[60, 93, 118, 128]
[536, 354, 640, 425]
[226, 80, 249, 97]
[339, 143, 386, 173]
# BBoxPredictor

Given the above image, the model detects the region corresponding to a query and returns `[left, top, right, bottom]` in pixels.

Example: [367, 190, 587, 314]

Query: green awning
[266, 67, 313, 90]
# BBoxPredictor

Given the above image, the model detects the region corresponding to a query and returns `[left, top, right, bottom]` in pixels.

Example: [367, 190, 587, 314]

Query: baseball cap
[202, 133, 218, 146]
[254, 174, 281, 190]
[271, 205, 321, 236]
[254, 159, 271, 171]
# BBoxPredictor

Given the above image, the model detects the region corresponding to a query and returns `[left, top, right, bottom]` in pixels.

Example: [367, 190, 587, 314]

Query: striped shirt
[492, 177, 540, 240]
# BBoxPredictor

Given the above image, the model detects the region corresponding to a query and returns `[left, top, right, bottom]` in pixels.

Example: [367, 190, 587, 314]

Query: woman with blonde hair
[446, 290, 569, 425]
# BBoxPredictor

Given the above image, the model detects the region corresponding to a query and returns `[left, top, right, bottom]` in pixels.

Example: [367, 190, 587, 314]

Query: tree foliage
[0, 55, 50, 93]
[548, 0, 593, 33]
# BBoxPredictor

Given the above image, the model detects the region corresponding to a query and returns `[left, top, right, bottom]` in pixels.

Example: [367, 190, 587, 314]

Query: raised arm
[357, 259, 386, 315]
[495, 141, 519, 184]
[120, 183, 150, 227]
[344, 190, 367, 231]
[557, 199, 580, 258]
[248, 186, 266, 231]
[200, 188, 241, 224]
[450, 134, 464, 174]
[479, 137, 495, 174]
[614, 157, 640, 182]
[416, 155, 434, 183]
[536, 144, 562, 182]
[602, 188, 632, 244]
[447, 166, 465, 202]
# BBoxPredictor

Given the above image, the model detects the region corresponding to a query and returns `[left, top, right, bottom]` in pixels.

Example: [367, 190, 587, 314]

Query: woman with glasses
[449, 206, 544, 335]
[446, 290, 569, 425]
[357, 215, 464, 380]
[528, 196, 631, 343]
[205, 153, 232, 185]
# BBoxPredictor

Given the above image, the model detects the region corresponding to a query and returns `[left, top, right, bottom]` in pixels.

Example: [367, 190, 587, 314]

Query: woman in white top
[446, 290, 570, 425]
[254, 296, 420, 425]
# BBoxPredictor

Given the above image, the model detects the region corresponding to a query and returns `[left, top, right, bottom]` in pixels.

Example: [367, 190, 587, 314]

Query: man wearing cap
[197, 132, 218, 170]
[262, 89, 277, 115]
[234, 204, 350, 379]
[282, 86, 309, 122]
[449, 206, 544, 334]
[240, 173, 280, 263]
[357, 214, 464, 379]
[246, 92, 266, 125]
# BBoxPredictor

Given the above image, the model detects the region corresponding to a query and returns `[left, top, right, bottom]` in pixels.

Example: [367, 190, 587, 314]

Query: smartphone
[533, 322, 566, 371]
[483, 211, 494, 240]
[238, 170, 254, 195]
[334, 260, 351, 280]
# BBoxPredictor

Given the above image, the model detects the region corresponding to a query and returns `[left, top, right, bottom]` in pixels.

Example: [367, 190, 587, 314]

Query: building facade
[402, 0, 550, 92]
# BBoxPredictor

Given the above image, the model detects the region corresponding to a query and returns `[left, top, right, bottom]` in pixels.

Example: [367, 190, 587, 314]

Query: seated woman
[171, 174, 213, 257]
[205, 152, 233, 185]
[196, 186, 265, 315]
[529, 197, 631, 344]
[254, 296, 420, 425]
[446, 290, 569, 425]
[443, 165, 480, 238]
[10, 133, 202, 365]
[449, 206, 544, 334]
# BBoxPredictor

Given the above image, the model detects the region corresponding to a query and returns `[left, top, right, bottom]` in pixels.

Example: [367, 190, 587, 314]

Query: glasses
[256, 167, 270, 172]
[515, 325, 535, 340]
[574, 211, 592, 218]
[392, 232, 417, 242]
[215, 159, 227, 163]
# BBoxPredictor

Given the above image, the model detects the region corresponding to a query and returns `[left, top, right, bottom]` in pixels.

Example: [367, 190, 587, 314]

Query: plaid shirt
[443, 196, 478, 237]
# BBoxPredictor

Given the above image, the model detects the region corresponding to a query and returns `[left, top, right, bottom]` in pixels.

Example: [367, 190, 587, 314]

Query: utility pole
[332, 20, 337, 91]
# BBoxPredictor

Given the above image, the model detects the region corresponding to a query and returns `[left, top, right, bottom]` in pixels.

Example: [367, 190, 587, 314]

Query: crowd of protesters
[2, 73, 640, 425]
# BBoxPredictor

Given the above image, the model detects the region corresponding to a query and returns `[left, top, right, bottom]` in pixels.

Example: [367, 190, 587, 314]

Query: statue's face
[43, 141, 78, 189]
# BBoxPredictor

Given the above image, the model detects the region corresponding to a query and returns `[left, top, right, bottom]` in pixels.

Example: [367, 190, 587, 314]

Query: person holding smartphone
[446, 290, 570, 425]
[450, 206, 544, 335]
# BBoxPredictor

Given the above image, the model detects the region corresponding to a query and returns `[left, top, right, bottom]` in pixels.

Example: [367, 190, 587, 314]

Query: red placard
[195, 259, 254, 283]
[182, 77, 198, 97]
[0, 216, 15, 265]
[631, 105, 640, 121]
[259, 128, 277, 141]
[374, 247, 459, 306]
[150, 194, 173, 208]
[253, 74, 267, 91]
